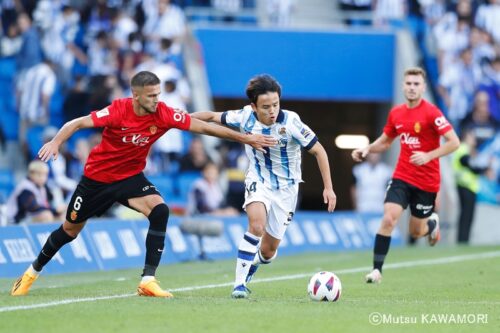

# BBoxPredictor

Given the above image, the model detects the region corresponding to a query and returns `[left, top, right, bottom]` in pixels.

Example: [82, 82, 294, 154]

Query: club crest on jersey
[149, 125, 157, 134]
[414, 122, 421, 133]
[70, 210, 77, 221]
[279, 127, 287, 136]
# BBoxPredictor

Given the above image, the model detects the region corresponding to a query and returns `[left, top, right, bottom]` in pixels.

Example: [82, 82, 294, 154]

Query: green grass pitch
[1, 245, 499, 333]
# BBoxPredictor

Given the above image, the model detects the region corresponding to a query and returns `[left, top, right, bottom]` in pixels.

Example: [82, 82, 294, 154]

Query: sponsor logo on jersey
[400, 133, 421, 146]
[122, 134, 150, 146]
[434, 116, 449, 130]
[300, 128, 311, 138]
[149, 125, 157, 134]
[70, 210, 77, 221]
[96, 109, 109, 118]
[414, 122, 421, 133]
[173, 111, 186, 122]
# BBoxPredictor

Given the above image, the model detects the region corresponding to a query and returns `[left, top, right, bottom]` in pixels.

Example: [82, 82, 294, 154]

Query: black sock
[143, 204, 169, 277]
[426, 219, 436, 236]
[373, 234, 391, 273]
[32, 225, 75, 271]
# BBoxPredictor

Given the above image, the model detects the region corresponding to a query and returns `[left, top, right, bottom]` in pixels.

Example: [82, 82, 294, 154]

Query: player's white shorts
[243, 180, 298, 240]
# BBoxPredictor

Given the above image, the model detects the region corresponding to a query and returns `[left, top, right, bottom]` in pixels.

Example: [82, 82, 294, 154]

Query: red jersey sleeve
[383, 108, 397, 138]
[428, 106, 453, 135]
[159, 103, 191, 130]
[90, 99, 123, 128]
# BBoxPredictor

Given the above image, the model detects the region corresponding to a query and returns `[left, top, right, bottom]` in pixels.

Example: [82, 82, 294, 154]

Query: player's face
[403, 74, 425, 103]
[134, 84, 161, 114]
[252, 92, 280, 126]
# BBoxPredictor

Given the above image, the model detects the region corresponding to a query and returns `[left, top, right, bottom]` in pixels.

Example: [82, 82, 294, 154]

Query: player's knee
[148, 203, 169, 231]
[248, 223, 266, 237]
[381, 213, 398, 230]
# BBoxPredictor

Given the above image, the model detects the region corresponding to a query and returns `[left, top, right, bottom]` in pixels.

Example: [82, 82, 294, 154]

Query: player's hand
[351, 146, 370, 162]
[410, 151, 431, 166]
[245, 133, 277, 153]
[324, 188, 337, 213]
[38, 141, 60, 162]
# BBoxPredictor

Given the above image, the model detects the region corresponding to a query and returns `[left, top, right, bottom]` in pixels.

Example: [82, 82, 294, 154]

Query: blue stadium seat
[147, 174, 176, 199]
[177, 171, 201, 201]
[0, 169, 14, 203]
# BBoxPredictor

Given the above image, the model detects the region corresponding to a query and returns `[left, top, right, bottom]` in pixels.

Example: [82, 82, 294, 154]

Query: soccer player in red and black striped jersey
[352, 67, 460, 284]
[11, 71, 277, 297]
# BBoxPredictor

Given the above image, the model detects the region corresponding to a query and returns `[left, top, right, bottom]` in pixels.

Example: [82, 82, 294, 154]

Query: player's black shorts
[384, 178, 437, 218]
[65, 173, 160, 223]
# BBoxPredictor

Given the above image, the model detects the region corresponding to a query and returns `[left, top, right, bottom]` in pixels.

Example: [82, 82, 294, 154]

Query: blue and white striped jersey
[221, 106, 318, 190]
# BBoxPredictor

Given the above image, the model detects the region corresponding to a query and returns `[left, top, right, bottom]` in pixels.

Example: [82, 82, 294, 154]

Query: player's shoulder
[421, 99, 442, 114]
[110, 98, 133, 113]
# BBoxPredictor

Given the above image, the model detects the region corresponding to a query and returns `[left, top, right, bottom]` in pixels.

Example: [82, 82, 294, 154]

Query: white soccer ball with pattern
[307, 271, 342, 302]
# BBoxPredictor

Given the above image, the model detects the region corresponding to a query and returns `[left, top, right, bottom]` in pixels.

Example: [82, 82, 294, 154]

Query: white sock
[234, 232, 260, 288]
[28, 264, 41, 276]
[141, 275, 155, 283]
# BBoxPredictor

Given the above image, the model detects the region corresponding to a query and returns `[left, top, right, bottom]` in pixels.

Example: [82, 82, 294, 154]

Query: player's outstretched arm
[188, 118, 277, 153]
[38, 115, 95, 162]
[308, 142, 337, 212]
[352, 133, 394, 162]
[190, 111, 223, 123]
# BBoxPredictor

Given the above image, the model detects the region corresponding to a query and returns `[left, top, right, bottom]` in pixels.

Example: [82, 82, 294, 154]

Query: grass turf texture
[0, 245, 499, 333]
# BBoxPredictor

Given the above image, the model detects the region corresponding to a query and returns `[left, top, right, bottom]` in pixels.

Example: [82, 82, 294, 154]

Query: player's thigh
[127, 194, 164, 216]
[384, 178, 411, 210]
[117, 173, 165, 216]
[66, 176, 118, 223]
[266, 184, 298, 240]
[244, 180, 271, 230]
[409, 188, 436, 219]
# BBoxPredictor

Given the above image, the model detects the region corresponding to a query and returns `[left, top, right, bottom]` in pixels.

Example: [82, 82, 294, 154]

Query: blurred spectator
[438, 47, 482, 128]
[338, 0, 372, 26]
[351, 153, 392, 213]
[67, 138, 92, 181]
[142, 0, 186, 54]
[186, 162, 239, 216]
[62, 75, 90, 123]
[218, 141, 248, 211]
[15, 12, 43, 72]
[6, 160, 64, 224]
[0, 19, 22, 57]
[153, 79, 187, 173]
[267, 0, 294, 27]
[17, 58, 56, 159]
[373, 0, 407, 28]
[42, 127, 78, 198]
[460, 90, 499, 147]
[433, 0, 472, 73]
[479, 56, 500, 122]
[474, 0, 500, 44]
[87, 30, 118, 77]
[211, 0, 242, 22]
[180, 136, 212, 172]
[109, 7, 138, 51]
[452, 130, 490, 244]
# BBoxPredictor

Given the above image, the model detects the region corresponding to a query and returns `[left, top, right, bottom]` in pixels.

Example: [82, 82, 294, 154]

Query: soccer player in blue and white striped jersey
[192, 74, 337, 298]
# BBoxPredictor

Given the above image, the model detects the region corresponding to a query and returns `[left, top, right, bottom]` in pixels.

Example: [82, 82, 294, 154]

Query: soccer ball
[307, 271, 342, 302]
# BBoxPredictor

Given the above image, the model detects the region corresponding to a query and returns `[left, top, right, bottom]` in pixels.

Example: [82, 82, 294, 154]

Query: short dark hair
[245, 74, 281, 104]
[131, 71, 160, 88]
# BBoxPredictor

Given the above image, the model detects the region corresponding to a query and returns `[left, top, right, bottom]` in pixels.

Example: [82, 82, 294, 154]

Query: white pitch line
[1, 250, 499, 313]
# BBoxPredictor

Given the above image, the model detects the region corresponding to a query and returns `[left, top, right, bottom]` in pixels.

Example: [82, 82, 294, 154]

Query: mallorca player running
[10, 71, 276, 297]
[191, 74, 337, 298]
[352, 67, 460, 284]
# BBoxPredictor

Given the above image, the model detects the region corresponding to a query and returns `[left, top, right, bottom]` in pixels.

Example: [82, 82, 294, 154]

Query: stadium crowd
[0, 0, 498, 228]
